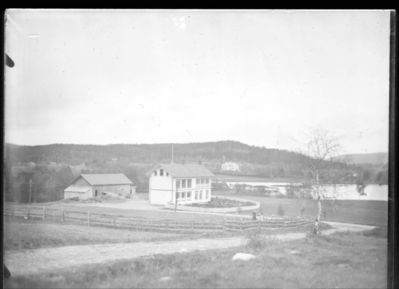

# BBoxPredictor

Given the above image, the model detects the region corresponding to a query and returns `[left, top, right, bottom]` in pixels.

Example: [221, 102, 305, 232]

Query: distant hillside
[334, 152, 388, 165]
[5, 141, 352, 179]
[5, 141, 313, 167]
[4, 141, 387, 203]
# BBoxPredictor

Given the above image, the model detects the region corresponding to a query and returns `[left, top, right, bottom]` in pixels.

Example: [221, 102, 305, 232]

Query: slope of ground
[4, 229, 386, 289]
[3, 219, 185, 251]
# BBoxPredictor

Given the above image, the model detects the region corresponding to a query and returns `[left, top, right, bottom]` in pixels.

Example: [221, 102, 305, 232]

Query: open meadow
[216, 191, 388, 226]
[4, 229, 387, 289]
[3, 190, 388, 288]
[3, 219, 188, 251]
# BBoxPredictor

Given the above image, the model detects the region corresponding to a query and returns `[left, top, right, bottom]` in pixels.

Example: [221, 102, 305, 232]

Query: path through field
[4, 222, 375, 277]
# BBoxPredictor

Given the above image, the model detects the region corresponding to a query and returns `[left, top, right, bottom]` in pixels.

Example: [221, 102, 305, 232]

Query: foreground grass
[4, 217, 328, 251]
[6, 202, 231, 223]
[3, 219, 186, 250]
[4, 230, 387, 289]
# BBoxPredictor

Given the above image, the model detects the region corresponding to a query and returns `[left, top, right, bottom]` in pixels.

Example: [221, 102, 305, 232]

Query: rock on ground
[232, 253, 255, 261]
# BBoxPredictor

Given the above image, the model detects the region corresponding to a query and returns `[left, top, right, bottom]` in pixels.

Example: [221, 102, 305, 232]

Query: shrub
[277, 205, 285, 216]
[246, 230, 267, 251]
[187, 197, 254, 208]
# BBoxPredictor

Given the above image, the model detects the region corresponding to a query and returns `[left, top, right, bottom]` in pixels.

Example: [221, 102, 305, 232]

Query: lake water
[225, 181, 388, 201]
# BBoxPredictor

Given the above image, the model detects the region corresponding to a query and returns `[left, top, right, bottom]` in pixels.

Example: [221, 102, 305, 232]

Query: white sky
[5, 10, 391, 154]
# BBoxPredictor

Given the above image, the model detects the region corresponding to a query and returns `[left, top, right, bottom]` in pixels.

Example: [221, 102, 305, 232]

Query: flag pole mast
[171, 143, 174, 164]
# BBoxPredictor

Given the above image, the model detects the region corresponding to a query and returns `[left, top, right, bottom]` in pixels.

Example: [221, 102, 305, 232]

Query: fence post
[43, 206, 46, 220]
[223, 217, 226, 232]
[87, 211, 91, 226]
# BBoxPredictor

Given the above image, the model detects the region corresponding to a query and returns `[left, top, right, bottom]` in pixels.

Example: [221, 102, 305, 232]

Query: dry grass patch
[4, 219, 187, 250]
[4, 229, 387, 289]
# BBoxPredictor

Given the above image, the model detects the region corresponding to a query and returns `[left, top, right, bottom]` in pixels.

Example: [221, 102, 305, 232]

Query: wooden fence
[3, 205, 313, 234]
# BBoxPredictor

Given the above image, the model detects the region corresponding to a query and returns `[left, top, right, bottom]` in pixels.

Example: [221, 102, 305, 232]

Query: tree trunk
[313, 170, 322, 235]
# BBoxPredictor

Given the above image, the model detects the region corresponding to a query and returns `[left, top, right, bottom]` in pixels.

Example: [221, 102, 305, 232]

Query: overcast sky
[5, 10, 391, 154]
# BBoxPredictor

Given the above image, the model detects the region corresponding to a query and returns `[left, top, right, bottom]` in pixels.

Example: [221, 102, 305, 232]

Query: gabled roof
[80, 174, 133, 185]
[155, 163, 214, 178]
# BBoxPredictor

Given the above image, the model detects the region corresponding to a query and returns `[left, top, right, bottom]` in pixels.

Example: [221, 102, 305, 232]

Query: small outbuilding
[64, 173, 135, 200]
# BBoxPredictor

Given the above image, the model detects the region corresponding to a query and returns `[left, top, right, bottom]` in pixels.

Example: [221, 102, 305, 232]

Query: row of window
[176, 190, 210, 201]
[153, 170, 210, 187]
[153, 169, 168, 177]
[176, 178, 210, 188]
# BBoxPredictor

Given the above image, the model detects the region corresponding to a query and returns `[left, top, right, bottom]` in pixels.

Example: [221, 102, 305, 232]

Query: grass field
[216, 191, 388, 226]
[4, 230, 387, 288]
[7, 202, 230, 223]
[3, 219, 187, 251]
[3, 217, 329, 252]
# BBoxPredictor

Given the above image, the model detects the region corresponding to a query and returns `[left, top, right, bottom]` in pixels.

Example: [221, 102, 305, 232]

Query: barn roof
[80, 174, 133, 185]
[156, 163, 214, 178]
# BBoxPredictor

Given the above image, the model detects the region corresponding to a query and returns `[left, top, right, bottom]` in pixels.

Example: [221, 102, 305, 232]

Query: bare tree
[303, 128, 341, 235]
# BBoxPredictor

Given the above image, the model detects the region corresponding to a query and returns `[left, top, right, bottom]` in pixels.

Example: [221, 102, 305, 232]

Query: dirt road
[4, 222, 375, 277]
[5, 237, 245, 276]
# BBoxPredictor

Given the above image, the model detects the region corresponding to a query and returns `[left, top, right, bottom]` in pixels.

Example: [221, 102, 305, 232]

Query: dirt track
[4, 222, 375, 277]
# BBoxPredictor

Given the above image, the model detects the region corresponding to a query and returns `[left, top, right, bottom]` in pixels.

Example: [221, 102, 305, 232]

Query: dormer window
[160, 169, 164, 176]
[154, 171, 157, 176]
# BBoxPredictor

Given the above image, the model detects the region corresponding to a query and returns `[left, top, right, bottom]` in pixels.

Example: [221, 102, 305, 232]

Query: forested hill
[5, 141, 321, 168]
[4, 141, 387, 203]
[334, 152, 388, 166]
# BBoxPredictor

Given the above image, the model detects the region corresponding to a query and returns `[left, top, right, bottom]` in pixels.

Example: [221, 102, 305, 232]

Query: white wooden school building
[149, 163, 214, 205]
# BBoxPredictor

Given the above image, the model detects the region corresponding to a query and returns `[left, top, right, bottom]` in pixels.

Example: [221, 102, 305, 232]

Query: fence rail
[3, 205, 313, 234]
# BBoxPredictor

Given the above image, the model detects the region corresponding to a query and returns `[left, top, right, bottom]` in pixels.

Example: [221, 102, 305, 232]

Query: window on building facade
[160, 169, 164, 176]
[182, 179, 186, 188]
[154, 170, 157, 176]
[182, 192, 186, 199]
[176, 180, 180, 189]
[176, 192, 180, 199]
[188, 179, 192, 187]
[199, 191, 203, 199]
[187, 192, 191, 199]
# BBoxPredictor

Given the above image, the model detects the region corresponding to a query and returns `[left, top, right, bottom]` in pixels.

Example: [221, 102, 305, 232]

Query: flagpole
[171, 143, 174, 164]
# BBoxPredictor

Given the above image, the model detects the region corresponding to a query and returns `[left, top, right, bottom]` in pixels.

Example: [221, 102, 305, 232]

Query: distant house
[221, 162, 240, 172]
[149, 163, 214, 205]
[64, 173, 135, 200]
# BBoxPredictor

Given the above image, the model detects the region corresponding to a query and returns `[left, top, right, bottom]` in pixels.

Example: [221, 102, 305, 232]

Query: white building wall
[176, 177, 212, 204]
[148, 168, 213, 205]
[221, 162, 240, 172]
[93, 184, 134, 198]
[149, 169, 173, 205]
[64, 188, 93, 200]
